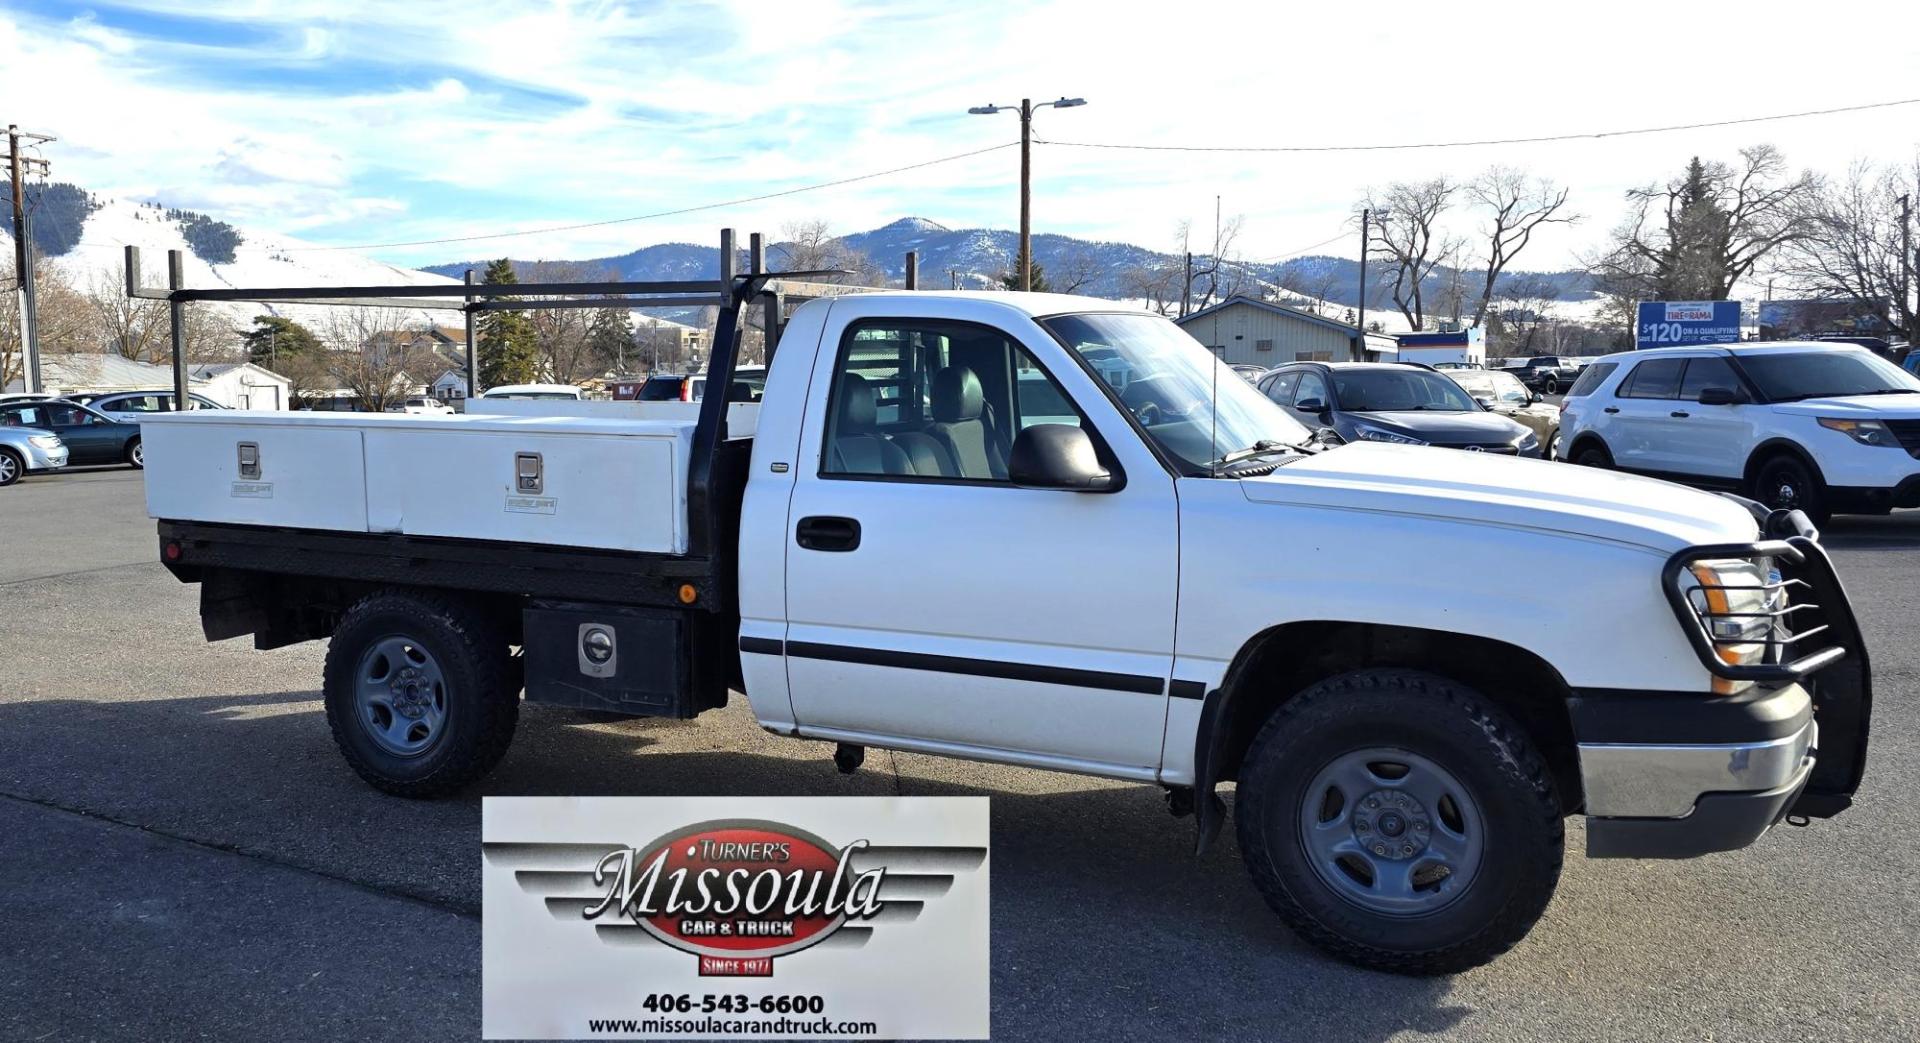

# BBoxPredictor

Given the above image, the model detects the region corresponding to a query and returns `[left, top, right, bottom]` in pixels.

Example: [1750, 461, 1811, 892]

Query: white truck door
[780, 297, 1178, 777]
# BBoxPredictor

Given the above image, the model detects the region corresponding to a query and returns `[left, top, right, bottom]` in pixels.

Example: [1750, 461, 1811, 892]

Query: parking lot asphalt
[3, 467, 1918, 1042]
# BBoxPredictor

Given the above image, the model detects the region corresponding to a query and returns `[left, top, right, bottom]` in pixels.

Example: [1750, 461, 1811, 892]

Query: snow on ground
[5, 194, 460, 332]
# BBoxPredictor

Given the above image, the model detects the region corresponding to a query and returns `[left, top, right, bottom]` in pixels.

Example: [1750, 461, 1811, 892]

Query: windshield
[1739, 350, 1920, 401]
[638, 377, 685, 401]
[1039, 312, 1312, 472]
[1333, 368, 1479, 412]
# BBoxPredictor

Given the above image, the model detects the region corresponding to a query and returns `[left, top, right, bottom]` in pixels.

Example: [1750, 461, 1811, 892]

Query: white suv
[1558, 341, 1920, 521]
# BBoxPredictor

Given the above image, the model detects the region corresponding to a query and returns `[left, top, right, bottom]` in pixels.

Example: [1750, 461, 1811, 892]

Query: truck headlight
[1678, 557, 1782, 693]
[29, 435, 62, 449]
[1817, 417, 1900, 447]
[1354, 424, 1426, 446]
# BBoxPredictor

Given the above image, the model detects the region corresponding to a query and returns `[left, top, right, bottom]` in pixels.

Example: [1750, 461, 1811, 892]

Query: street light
[1357, 207, 1391, 356]
[968, 96, 1086, 292]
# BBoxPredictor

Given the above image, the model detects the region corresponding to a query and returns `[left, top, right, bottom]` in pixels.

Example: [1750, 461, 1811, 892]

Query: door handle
[1670, 410, 1690, 418]
[1603, 406, 1620, 414]
[796, 515, 861, 552]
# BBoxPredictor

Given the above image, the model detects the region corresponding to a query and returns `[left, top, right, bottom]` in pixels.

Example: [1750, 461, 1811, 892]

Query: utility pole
[1900, 193, 1912, 345]
[1180, 252, 1193, 318]
[7, 124, 55, 393]
[968, 96, 1084, 292]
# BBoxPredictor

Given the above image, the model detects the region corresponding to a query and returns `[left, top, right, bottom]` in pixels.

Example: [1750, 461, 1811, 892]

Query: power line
[1034, 97, 1920, 154]
[1244, 229, 1352, 265]
[293, 141, 1020, 252]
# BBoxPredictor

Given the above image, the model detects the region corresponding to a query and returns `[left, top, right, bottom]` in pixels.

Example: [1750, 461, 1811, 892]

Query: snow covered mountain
[3, 183, 459, 331]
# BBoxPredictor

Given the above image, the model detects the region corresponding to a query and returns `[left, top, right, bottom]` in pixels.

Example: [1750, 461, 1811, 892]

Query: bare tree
[1118, 258, 1183, 316]
[1364, 178, 1461, 331]
[320, 308, 431, 412]
[1774, 156, 1919, 338]
[1488, 276, 1562, 355]
[774, 220, 885, 286]
[86, 265, 168, 363]
[1467, 167, 1577, 327]
[1179, 211, 1247, 313]
[520, 261, 600, 385]
[1050, 243, 1102, 295]
[1588, 145, 1819, 302]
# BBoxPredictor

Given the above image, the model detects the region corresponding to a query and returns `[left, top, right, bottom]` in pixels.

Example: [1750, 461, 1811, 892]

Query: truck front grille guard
[1661, 532, 1850, 684]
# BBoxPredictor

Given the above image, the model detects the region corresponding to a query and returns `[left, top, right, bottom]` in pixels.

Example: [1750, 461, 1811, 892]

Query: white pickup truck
[142, 276, 1871, 975]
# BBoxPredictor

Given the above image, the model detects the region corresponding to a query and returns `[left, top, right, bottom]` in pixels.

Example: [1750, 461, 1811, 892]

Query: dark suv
[1255, 362, 1542, 456]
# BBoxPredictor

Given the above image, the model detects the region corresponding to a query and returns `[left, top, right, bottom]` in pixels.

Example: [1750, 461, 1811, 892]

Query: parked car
[386, 397, 455, 415]
[0, 423, 67, 486]
[1256, 361, 1543, 456]
[1230, 364, 1269, 382]
[0, 391, 60, 404]
[1499, 356, 1583, 395]
[1429, 361, 1483, 371]
[1558, 342, 1920, 521]
[1445, 369, 1561, 452]
[478, 383, 584, 401]
[0, 399, 142, 468]
[75, 390, 226, 422]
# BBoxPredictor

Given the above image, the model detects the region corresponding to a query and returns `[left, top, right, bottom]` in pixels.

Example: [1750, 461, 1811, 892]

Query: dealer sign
[483, 796, 989, 1039]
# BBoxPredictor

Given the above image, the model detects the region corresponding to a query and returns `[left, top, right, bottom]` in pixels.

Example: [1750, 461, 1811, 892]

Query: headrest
[932, 366, 984, 423]
[838, 372, 877, 432]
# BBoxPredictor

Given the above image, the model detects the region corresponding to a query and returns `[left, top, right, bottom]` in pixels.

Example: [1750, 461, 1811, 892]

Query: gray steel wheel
[1299, 747, 1485, 917]
[355, 635, 449, 757]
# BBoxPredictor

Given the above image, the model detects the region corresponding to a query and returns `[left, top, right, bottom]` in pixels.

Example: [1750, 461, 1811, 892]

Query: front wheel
[322, 589, 519, 797]
[1235, 669, 1563, 975]
[1753, 453, 1829, 525]
[0, 448, 22, 487]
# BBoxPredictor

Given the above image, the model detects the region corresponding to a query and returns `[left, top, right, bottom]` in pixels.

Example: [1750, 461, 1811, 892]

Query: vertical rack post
[905, 250, 918, 290]
[463, 269, 478, 402]
[168, 250, 188, 410]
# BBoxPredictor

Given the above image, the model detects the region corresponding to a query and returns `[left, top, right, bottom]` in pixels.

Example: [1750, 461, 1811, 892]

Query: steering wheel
[1134, 401, 1163, 426]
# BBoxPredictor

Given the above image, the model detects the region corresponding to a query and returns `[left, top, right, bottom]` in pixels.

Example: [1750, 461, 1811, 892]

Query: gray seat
[926, 366, 1006, 479]
[828, 374, 913, 475]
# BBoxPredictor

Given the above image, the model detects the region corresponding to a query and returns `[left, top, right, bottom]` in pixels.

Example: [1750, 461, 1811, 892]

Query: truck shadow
[0, 689, 1474, 1042]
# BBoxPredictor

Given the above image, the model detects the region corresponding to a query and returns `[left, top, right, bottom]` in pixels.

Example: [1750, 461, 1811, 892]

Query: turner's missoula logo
[488, 818, 984, 978]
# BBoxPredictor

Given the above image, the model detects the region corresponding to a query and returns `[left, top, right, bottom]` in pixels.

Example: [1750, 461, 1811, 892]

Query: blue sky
[5, 0, 1919, 270]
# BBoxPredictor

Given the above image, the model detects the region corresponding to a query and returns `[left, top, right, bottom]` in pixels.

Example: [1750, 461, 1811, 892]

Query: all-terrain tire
[1235, 669, 1563, 975]
[322, 588, 519, 797]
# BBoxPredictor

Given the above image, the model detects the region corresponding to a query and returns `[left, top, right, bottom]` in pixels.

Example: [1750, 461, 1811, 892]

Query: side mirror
[1009, 424, 1117, 492]
[1294, 397, 1328, 414]
[1696, 386, 1746, 406]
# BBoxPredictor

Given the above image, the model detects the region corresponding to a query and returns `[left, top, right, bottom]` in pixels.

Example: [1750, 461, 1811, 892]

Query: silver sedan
[0, 424, 69, 486]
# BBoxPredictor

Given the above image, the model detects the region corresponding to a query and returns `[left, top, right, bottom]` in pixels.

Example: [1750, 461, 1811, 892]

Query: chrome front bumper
[1579, 717, 1818, 818]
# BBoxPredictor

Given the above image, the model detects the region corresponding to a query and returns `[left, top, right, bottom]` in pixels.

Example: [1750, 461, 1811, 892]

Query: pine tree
[999, 261, 1050, 292]
[239, 315, 321, 368]
[586, 306, 636, 375]
[476, 258, 539, 388]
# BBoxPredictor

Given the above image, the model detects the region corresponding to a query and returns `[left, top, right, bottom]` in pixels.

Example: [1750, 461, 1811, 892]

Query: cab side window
[821, 320, 1081, 482]
[1261, 370, 1301, 405]
[1293, 371, 1331, 407]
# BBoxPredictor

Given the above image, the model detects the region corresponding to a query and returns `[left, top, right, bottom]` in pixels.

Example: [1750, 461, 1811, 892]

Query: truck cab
[139, 271, 1871, 977]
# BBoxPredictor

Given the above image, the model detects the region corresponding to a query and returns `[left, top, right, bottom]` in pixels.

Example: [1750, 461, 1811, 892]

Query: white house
[189, 362, 293, 410]
[429, 368, 470, 403]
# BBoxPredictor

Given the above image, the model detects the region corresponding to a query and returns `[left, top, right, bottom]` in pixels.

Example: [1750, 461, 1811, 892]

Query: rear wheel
[0, 448, 22, 487]
[1753, 453, 1829, 524]
[322, 589, 519, 797]
[1235, 669, 1563, 975]
[1539, 376, 1559, 396]
[125, 438, 144, 469]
